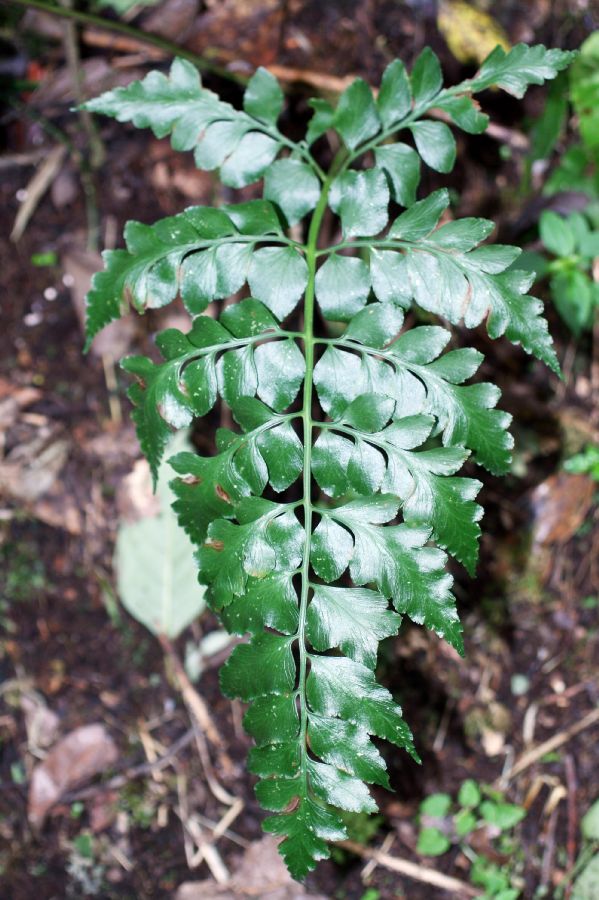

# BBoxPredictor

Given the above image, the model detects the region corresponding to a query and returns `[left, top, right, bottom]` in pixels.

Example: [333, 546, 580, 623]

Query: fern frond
[84, 43, 573, 879]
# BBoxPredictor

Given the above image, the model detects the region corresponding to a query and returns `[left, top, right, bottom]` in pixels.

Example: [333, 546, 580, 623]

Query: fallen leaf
[117, 457, 161, 523]
[0, 425, 70, 502]
[175, 836, 328, 899]
[142, 0, 199, 41]
[437, 0, 510, 65]
[51, 165, 78, 209]
[28, 723, 118, 828]
[21, 693, 60, 754]
[530, 472, 595, 545]
[115, 433, 206, 639]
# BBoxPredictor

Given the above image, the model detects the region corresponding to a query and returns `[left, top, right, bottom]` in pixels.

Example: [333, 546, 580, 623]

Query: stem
[60, 0, 103, 251]
[9, 0, 238, 81]
[296, 149, 346, 791]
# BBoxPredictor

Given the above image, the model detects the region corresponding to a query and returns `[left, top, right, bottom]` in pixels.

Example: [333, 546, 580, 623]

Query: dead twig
[504, 707, 599, 782]
[540, 805, 559, 889]
[63, 726, 197, 802]
[361, 831, 395, 881]
[338, 840, 478, 897]
[0, 150, 47, 169]
[175, 775, 230, 881]
[10, 144, 67, 242]
[191, 726, 237, 806]
[564, 754, 578, 898]
[159, 634, 224, 749]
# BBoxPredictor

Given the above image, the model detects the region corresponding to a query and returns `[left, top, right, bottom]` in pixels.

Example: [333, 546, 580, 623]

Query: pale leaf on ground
[115, 431, 206, 639]
[28, 724, 118, 828]
[175, 836, 328, 899]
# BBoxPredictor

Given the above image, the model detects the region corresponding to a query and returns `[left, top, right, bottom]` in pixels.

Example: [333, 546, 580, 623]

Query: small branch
[504, 707, 599, 782]
[10, 143, 66, 241]
[339, 841, 478, 897]
[158, 634, 226, 752]
[8, 0, 238, 82]
[60, 0, 103, 251]
[540, 806, 559, 889]
[564, 754, 578, 898]
[63, 726, 197, 802]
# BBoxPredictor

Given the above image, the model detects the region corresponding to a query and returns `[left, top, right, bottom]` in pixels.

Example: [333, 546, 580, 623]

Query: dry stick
[4, 0, 237, 81]
[63, 726, 198, 802]
[564, 754, 578, 900]
[60, 0, 103, 253]
[158, 634, 223, 749]
[194, 811, 249, 849]
[339, 841, 478, 897]
[540, 805, 559, 889]
[10, 144, 66, 241]
[159, 634, 237, 804]
[192, 725, 237, 806]
[503, 707, 599, 783]
[361, 831, 395, 881]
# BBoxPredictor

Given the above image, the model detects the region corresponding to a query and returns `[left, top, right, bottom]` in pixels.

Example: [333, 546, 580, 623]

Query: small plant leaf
[115, 432, 206, 639]
[540, 210, 576, 256]
[469, 44, 577, 97]
[480, 800, 526, 831]
[417, 826, 451, 856]
[420, 793, 452, 817]
[581, 798, 599, 841]
[458, 779, 482, 808]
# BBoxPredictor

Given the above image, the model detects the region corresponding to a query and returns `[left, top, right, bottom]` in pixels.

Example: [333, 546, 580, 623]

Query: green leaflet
[84, 44, 571, 880]
[120, 299, 300, 483]
[468, 44, 577, 97]
[84, 201, 287, 346]
[82, 60, 290, 187]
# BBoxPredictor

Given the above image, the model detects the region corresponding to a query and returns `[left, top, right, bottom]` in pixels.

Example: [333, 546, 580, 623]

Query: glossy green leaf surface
[84, 44, 571, 880]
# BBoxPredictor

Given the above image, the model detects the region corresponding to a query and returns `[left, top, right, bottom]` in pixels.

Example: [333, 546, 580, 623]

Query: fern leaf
[83, 45, 573, 879]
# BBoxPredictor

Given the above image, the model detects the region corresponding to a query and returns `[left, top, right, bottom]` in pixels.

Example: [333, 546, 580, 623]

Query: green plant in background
[83, 44, 573, 878]
[533, 209, 599, 335]
[542, 31, 599, 198]
[570, 32, 599, 159]
[564, 444, 599, 481]
[556, 797, 599, 898]
[416, 780, 525, 898]
[521, 33, 599, 338]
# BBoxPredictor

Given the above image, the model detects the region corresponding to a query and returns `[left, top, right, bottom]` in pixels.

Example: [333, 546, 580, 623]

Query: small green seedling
[564, 444, 599, 481]
[535, 210, 599, 335]
[416, 780, 525, 898]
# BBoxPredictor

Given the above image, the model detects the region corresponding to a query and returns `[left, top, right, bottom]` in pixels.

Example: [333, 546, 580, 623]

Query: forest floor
[1, 1, 598, 898]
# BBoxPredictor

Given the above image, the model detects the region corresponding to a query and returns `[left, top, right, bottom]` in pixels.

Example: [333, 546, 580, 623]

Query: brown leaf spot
[205, 539, 224, 552]
[181, 474, 201, 486]
[283, 796, 300, 813]
[460, 279, 473, 319]
[215, 484, 231, 503]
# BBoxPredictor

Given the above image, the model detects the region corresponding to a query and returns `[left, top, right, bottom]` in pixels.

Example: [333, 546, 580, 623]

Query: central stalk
[296, 151, 346, 788]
